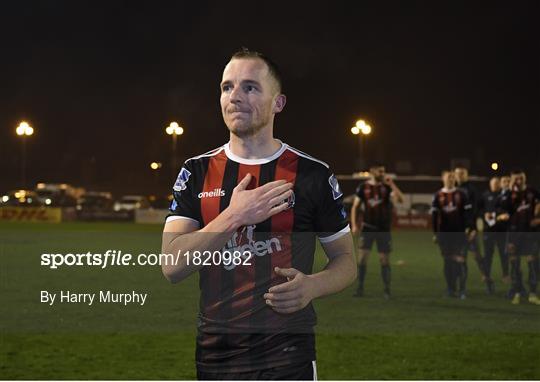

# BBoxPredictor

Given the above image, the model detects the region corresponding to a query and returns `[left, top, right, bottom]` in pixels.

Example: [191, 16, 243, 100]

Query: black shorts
[359, 229, 392, 253]
[507, 232, 538, 257]
[437, 232, 466, 256]
[197, 360, 317, 380]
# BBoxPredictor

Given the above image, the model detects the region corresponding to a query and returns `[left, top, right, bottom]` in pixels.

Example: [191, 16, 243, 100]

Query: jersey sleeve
[315, 169, 350, 243]
[166, 160, 201, 226]
[355, 183, 365, 201]
[461, 190, 475, 230]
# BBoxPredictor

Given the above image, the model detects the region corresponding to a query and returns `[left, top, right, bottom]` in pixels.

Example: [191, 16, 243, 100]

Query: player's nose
[229, 86, 243, 104]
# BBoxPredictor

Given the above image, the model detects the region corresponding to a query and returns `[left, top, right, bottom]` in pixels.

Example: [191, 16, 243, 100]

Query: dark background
[1, 1, 538, 196]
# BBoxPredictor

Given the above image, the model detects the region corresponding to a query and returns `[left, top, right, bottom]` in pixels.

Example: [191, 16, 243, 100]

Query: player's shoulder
[184, 145, 225, 166]
[356, 181, 367, 190]
[283, 144, 334, 182]
[284, 144, 330, 171]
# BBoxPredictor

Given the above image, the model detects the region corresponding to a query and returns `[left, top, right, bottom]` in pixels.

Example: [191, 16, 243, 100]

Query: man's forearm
[162, 208, 241, 283]
[391, 183, 404, 203]
[308, 247, 356, 299]
[350, 206, 358, 229]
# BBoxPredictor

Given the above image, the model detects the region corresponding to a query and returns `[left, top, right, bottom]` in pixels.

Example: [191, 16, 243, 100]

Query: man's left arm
[386, 177, 404, 204]
[264, 234, 356, 314]
[263, 169, 356, 314]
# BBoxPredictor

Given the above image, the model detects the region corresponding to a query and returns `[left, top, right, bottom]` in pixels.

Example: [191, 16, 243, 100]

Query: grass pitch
[1, 222, 538, 379]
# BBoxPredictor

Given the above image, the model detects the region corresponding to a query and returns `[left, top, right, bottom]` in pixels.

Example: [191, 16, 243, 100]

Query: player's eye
[245, 85, 256, 92]
[222, 84, 231, 92]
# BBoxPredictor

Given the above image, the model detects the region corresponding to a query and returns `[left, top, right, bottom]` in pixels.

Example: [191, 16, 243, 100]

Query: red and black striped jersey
[167, 141, 349, 373]
[499, 186, 540, 232]
[355, 182, 393, 231]
[431, 188, 473, 233]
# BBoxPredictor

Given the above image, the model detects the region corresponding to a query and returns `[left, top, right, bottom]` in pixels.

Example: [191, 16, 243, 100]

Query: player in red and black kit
[478, 177, 510, 290]
[454, 167, 494, 293]
[431, 171, 475, 299]
[350, 163, 404, 298]
[496, 169, 540, 305]
[161, 49, 356, 380]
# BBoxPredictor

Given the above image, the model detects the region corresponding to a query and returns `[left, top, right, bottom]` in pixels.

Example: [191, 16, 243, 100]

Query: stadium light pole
[165, 122, 184, 177]
[350, 120, 372, 170]
[15, 121, 34, 188]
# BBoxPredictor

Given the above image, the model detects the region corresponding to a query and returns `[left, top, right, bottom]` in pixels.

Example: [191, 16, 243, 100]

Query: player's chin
[228, 121, 254, 137]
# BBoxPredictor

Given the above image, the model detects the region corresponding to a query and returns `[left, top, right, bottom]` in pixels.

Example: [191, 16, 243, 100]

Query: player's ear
[273, 94, 286, 114]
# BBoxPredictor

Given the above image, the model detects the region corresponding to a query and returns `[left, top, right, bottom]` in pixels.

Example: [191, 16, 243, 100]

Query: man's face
[370, 166, 385, 182]
[442, 171, 455, 187]
[489, 177, 500, 192]
[512, 173, 526, 189]
[500, 176, 510, 189]
[220, 58, 283, 138]
[454, 168, 468, 183]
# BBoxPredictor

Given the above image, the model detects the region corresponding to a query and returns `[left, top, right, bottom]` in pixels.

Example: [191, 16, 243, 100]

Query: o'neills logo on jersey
[222, 225, 283, 271]
[443, 204, 457, 213]
[198, 188, 225, 198]
[368, 199, 383, 208]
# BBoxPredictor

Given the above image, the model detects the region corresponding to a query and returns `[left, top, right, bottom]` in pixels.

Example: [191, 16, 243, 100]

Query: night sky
[1, 1, 539, 195]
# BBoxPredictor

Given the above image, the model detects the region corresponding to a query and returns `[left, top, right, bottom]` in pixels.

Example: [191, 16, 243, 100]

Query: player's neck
[228, 131, 282, 160]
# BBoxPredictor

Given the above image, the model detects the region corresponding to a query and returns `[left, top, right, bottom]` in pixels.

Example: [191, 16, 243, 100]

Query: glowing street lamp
[350, 119, 373, 170]
[15, 121, 34, 187]
[16, 121, 34, 136]
[165, 122, 184, 176]
[165, 122, 184, 136]
[150, 162, 162, 170]
[150, 162, 162, 184]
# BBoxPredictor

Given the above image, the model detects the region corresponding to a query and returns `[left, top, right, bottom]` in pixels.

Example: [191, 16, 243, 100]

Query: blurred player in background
[479, 177, 509, 287]
[454, 166, 494, 293]
[497, 169, 540, 305]
[350, 163, 404, 298]
[432, 171, 475, 299]
[500, 176, 511, 195]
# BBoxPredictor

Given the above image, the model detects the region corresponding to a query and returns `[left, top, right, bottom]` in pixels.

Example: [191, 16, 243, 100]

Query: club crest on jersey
[328, 174, 343, 200]
[173, 167, 191, 192]
[286, 191, 295, 209]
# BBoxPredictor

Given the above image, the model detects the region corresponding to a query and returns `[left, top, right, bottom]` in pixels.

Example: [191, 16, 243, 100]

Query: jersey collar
[224, 140, 287, 165]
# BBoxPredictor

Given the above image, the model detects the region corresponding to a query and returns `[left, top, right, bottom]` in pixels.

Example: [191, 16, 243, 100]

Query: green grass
[1, 222, 539, 379]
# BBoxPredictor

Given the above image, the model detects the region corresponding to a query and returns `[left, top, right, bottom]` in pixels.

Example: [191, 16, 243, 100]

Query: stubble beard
[227, 115, 268, 139]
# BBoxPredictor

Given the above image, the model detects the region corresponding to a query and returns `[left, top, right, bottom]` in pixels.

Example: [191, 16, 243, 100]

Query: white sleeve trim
[165, 215, 200, 226]
[317, 225, 351, 243]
